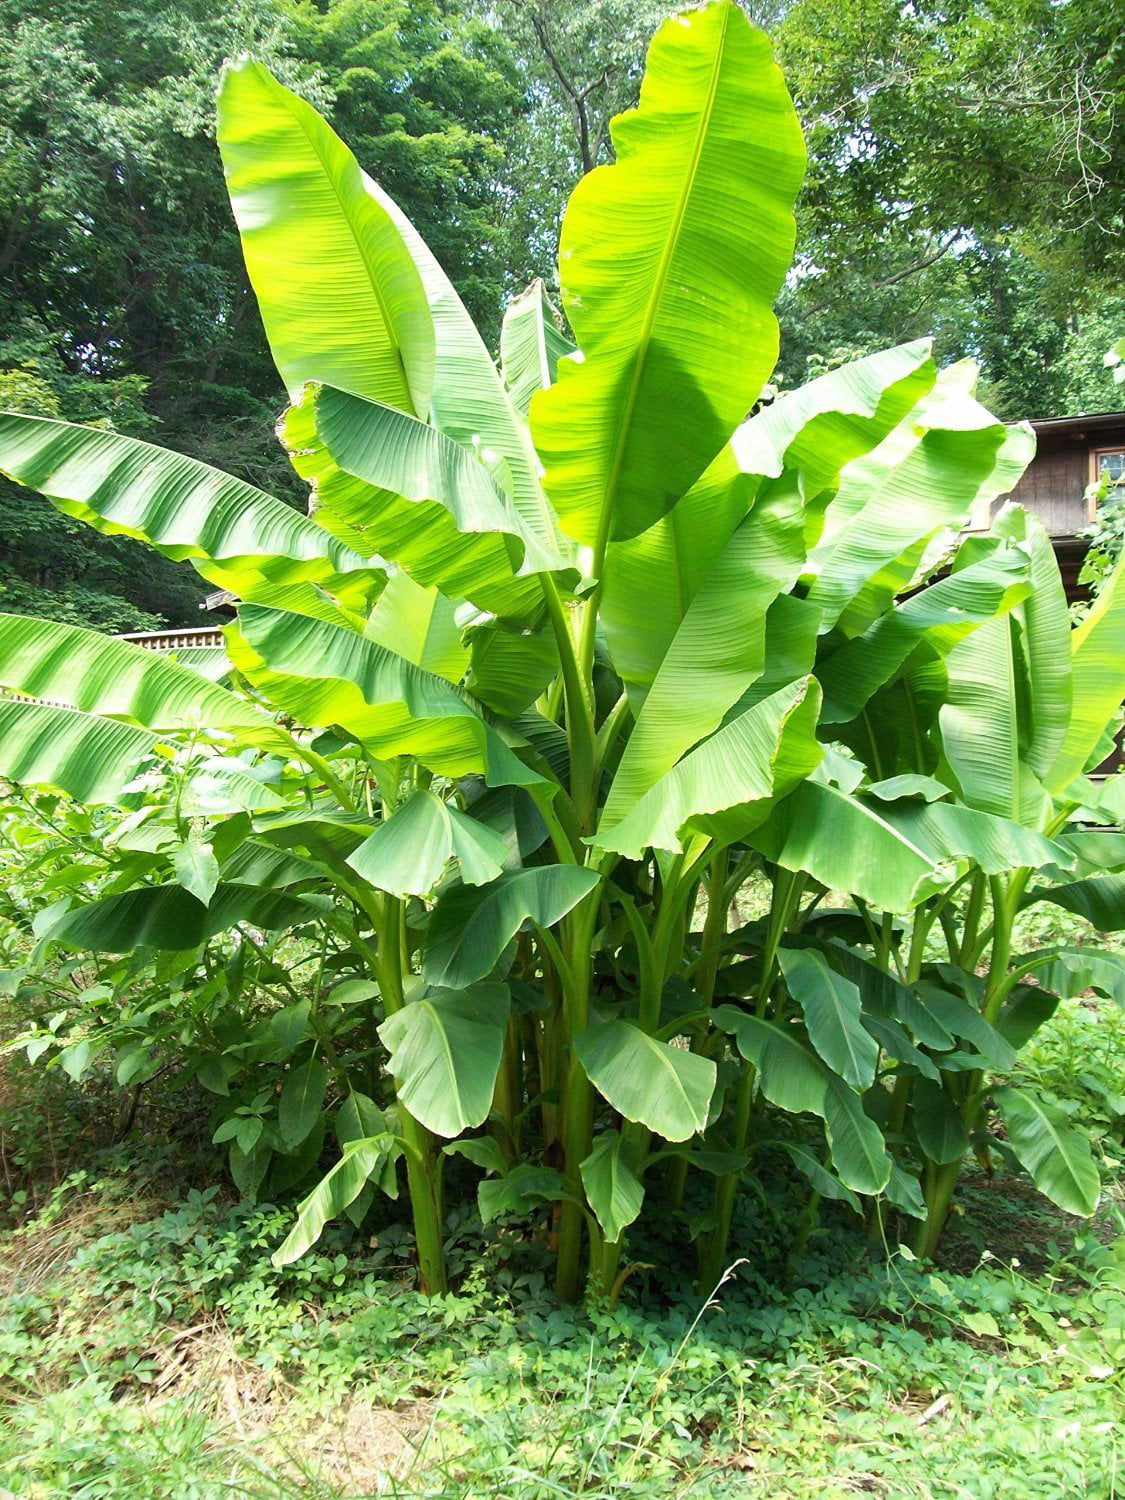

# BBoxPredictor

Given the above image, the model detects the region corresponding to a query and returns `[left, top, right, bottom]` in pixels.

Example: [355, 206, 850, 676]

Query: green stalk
[374, 893, 448, 1296]
[913, 870, 1029, 1259]
[554, 892, 601, 1301]
[665, 849, 729, 1212]
[699, 868, 804, 1293]
[541, 575, 598, 833]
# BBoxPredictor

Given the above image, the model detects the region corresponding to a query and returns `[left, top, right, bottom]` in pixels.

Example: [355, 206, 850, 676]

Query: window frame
[1089, 444, 1125, 519]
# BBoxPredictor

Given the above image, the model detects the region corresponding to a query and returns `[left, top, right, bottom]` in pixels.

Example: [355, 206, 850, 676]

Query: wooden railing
[117, 626, 226, 651]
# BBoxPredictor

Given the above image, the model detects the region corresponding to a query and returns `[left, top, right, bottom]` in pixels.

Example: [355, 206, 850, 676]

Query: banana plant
[1, 1, 1114, 1300]
[745, 510, 1125, 1263]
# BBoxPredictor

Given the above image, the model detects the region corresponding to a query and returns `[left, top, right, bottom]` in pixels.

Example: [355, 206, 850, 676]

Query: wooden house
[998, 409, 1125, 600]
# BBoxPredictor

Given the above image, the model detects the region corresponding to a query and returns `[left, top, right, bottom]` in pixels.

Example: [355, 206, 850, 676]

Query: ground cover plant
[0, 0, 1123, 1324]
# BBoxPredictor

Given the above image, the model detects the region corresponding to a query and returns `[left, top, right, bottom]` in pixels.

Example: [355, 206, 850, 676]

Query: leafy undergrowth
[2, 984, 1123, 1498]
[0, 1156, 1122, 1500]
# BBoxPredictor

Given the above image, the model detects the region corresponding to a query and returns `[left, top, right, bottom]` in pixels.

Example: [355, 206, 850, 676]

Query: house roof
[1022, 410, 1125, 437]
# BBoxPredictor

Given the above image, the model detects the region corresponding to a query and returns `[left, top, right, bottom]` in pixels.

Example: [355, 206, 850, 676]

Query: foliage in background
[0, 0, 525, 629]
[2, 0, 1124, 628]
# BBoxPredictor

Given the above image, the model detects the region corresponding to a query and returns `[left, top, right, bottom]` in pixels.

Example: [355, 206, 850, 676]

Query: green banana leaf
[367, 168, 562, 555]
[500, 280, 575, 417]
[422, 866, 601, 988]
[823, 1076, 892, 1195]
[347, 789, 508, 898]
[911, 1079, 969, 1165]
[939, 614, 1049, 825]
[0, 700, 157, 805]
[809, 373, 1035, 634]
[0, 413, 373, 604]
[817, 544, 1031, 725]
[45, 881, 317, 951]
[778, 947, 878, 1090]
[364, 571, 468, 683]
[574, 1020, 715, 1142]
[593, 678, 821, 860]
[283, 384, 574, 619]
[580, 1131, 644, 1243]
[601, 480, 806, 824]
[748, 779, 948, 912]
[601, 342, 936, 704]
[0, 612, 264, 731]
[712, 1007, 827, 1115]
[1046, 549, 1125, 793]
[1022, 874, 1125, 932]
[993, 507, 1073, 779]
[994, 1086, 1100, 1216]
[532, 3, 805, 548]
[378, 983, 511, 1138]
[217, 60, 434, 417]
[228, 604, 540, 787]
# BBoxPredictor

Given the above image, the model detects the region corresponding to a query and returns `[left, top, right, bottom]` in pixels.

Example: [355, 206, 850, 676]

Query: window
[1088, 445, 1125, 519]
[1091, 446, 1125, 483]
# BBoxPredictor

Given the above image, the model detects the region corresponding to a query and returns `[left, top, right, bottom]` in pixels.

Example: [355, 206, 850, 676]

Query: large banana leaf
[580, 1133, 644, 1244]
[0, 414, 374, 603]
[823, 1076, 892, 1195]
[217, 61, 433, 417]
[531, 2, 805, 549]
[809, 376, 1036, 634]
[45, 882, 316, 951]
[0, 700, 157, 804]
[601, 342, 936, 706]
[1046, 549, 1125, 793]
[817, 545, 1031, 726]
[994, 1086, 1100, 1216]
[367, 177, 562, 554]
[593, 678, 821, 860]
[732, 339, 935, 511]
[1022, 874, 1125, 932]
[500, 281, 574, 417]
[364, 571, 467, 684]
[284, 385, 574, 620]
[228, 605, 540, 787]
[601, 480, 805, 824]
[378, 984, 511, 1138]
[574, 1020, 715, 1142]
[712, 1008, 827, 1115]
[748, 779, 948, 912]
[346, 789, 508, 898]
[993, 507, 1073, 779]
[0, 613, 264, 731]
[940, 615, 1048, 825]
[778, 947, 877, 1090]
[422, 866, 601, 988]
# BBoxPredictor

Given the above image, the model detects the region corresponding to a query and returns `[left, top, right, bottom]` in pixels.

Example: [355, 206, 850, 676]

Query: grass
[0, 1130, 1122, 1499]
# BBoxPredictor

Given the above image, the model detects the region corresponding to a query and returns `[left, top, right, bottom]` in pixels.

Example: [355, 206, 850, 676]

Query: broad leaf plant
[1, 3, 1123, 1298]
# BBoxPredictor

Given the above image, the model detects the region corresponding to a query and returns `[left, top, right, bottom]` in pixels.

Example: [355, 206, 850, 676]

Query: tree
[0, 0, 527, 626]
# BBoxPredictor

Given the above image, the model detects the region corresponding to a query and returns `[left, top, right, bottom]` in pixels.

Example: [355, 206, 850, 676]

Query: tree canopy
[1, 0, 1122, 628]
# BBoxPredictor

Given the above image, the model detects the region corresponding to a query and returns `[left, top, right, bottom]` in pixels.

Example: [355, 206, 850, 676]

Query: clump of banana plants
[0, 1, 1121, 1300]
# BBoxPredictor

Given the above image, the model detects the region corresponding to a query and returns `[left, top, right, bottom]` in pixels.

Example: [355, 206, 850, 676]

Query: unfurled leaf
[779, 947, 878, 1090]
[279, 1057, 329, 1149]
[994, 1086, 1100, 1216]
[574, 1021, 715, 1142]
[423, 867, 600, 988]
[378, 984, 510, 1138]
[347, 790, 508, 899]
[581, 1131, 644, 1244]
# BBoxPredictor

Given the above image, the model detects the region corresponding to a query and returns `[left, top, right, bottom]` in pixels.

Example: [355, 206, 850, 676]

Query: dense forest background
[2, 0, 1123, 630]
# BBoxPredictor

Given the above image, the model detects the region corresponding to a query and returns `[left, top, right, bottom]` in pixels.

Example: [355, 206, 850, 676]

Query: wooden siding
[996, 412, 1125, 538]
